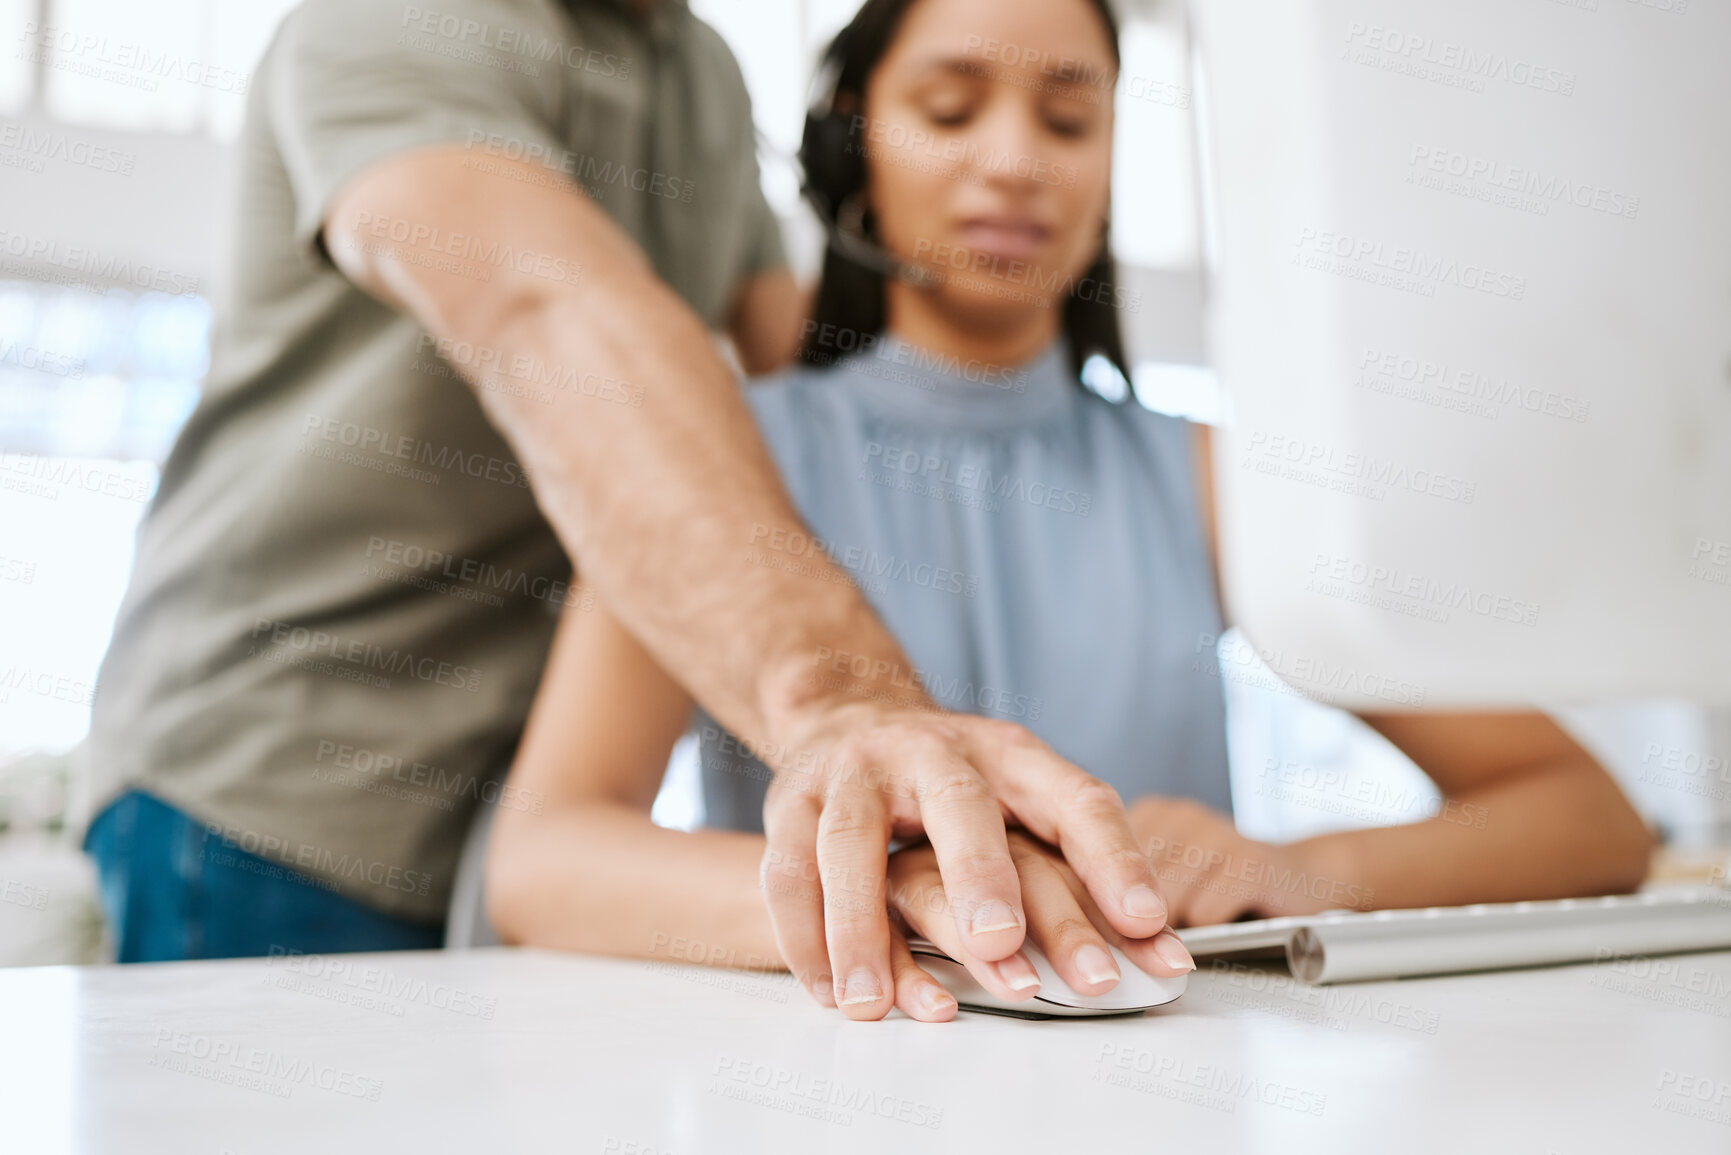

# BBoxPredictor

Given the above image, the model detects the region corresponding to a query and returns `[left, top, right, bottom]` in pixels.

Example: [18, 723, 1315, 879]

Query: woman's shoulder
[744, 358, 859, 428]
[746, 352, 855, 393]
[1069, 388, 1207, 513]
[1080, 383, 1194, 445]
[740, 360, 873, 489]
[744, 358, 822, 398]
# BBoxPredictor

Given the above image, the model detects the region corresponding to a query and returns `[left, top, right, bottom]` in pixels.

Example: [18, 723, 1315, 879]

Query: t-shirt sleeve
[692, 21, 785, 282]
[268, 0, 572, 261]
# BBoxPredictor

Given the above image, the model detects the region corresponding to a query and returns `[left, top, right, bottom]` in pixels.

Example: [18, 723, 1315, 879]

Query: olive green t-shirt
[85, 0, 786, 921]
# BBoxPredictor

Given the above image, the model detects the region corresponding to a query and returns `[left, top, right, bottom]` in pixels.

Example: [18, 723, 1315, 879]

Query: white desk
[2, 947, 1728, 1153]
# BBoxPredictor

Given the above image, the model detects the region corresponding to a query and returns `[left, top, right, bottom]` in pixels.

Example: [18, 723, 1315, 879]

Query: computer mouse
[906, 936, 1187, 1018]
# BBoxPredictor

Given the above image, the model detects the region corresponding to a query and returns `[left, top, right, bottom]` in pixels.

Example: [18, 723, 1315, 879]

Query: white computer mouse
[906, 935, 1187, 1018]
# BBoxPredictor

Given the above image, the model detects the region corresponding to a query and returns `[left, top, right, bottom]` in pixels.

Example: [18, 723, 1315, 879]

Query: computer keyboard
[1173, 886, 1731, 984]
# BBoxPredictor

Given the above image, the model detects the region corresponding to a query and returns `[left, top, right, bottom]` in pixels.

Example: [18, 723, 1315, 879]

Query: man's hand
[875, 829, 1195, 1021]
[1128, 796, 1369, 926]
[758, 699, 1173, 1020]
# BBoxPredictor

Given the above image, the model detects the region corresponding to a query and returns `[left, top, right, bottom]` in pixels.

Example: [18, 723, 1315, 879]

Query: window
[0, 0, 35, 115]
[23, 0, 298, 139]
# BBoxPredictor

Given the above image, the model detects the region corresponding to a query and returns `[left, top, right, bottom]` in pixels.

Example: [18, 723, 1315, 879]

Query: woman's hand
[1127, 796, 1369, 926]
[878, 831, 1197, 1022]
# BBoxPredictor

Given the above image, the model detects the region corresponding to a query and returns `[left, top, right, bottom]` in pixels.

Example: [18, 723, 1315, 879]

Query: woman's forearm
[486, 803, 784, 970]
[1300, 757, 1652, 911]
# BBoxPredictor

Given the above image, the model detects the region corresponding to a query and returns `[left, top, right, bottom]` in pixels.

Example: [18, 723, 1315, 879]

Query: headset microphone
[786, 56, 946, 292]
[824, 189, 946, 291]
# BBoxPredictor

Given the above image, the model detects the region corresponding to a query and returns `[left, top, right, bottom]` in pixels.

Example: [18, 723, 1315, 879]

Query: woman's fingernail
[970, 900, 1020, 935]
[837, 968, 883, 1006]
[1153, 932, 1196, 973]
[811, 973, 836, 1006]
[1074, 943, 1120, 986]
[995, 952, 1041, 993]
[1123, 885, 1167, 920]
[920, 984, 958, 1017]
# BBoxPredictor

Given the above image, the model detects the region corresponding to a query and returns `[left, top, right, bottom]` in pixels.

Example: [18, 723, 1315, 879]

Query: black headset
[797, 57, 864, 224]
[794, 52, 945, 290]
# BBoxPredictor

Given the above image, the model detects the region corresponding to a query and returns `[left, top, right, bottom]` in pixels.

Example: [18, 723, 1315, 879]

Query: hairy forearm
[327, 148, 922, 750]
[1299, 760, 1652, 911]
[481, 269, 905, 743]
[487, 803, 783, 968]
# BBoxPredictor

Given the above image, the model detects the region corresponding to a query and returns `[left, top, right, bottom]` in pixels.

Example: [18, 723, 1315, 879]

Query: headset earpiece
[794, 47, 942, 291]
[797, 110, 864, 220]
[797, 53, 866, 220]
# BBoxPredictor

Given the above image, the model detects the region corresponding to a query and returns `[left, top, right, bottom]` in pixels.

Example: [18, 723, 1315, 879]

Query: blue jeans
[84, 790, 444, 962]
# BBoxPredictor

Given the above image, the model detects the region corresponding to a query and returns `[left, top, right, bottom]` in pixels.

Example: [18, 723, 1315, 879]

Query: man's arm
[326, 146, 824, 737]
[324, 145, 1169, 1017]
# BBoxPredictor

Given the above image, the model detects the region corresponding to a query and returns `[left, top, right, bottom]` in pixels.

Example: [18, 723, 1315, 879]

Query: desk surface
[2, 947, 1728, 1154]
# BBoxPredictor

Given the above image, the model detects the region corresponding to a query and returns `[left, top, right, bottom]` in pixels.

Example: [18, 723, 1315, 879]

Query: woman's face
[858, 0, 1117, 325]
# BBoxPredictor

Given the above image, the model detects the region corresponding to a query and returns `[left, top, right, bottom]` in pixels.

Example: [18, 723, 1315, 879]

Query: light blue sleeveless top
[697, 335, 1230, 830]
